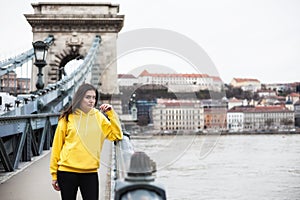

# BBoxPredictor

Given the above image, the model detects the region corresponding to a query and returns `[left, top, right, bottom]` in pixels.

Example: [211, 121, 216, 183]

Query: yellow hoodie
[50, 108, 123, 180]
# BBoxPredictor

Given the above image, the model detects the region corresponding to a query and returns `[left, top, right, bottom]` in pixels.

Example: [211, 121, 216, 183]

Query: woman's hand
[52, 180, 60, 191]
[99, 104, 112, 112]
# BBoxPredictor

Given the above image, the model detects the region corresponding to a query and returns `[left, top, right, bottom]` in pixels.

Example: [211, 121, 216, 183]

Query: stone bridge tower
[25, 2, 124, 98]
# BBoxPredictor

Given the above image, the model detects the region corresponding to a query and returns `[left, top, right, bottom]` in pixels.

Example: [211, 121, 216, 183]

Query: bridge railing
[113, 130, 167, 200]
[0, 35, 102, 172]
[0, 113, 59, 172]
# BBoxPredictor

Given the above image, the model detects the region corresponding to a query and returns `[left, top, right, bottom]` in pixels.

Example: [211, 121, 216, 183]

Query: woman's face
[80, 90, 96, 113]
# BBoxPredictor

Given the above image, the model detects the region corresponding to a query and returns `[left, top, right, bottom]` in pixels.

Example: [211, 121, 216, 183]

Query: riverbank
[220, 130, 300, 135]
[129, 129, 300, 136]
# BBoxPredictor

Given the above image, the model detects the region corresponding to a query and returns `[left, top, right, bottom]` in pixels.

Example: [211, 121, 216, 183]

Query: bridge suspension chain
[0, 35, 54, 77]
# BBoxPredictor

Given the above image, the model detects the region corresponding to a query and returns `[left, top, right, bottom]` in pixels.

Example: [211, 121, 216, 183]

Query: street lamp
[32, 41, 49, 90]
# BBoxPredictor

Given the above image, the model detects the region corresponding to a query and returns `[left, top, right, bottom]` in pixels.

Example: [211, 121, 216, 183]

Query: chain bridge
[0, 2, 166, 200]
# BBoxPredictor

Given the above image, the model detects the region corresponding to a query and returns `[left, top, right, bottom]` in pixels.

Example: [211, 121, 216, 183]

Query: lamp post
[32, 41, 49, 90]
[130, 93, 137, 121]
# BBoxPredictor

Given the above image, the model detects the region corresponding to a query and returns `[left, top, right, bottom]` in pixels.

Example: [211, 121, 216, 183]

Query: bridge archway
[25, 2, 124, 98]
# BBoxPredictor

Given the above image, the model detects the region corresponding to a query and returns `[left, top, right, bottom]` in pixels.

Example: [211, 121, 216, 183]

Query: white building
[227, 107, 244, 131]
[211, 76, 224, 91]
[137, 70, 223, 92]
[227, 97, 247, 110]
[257, 90, 277, 97]
[265, 83, 289, 92]
[286, 93, 300, 104]
[118, 74, 138, 86]
[230, 78, 261, 92]
[152, 99, 204, 133]
[227, 105, 294, 132]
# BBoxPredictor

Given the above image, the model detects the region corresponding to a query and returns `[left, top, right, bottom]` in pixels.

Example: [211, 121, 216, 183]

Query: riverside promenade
[0, 140, 113, 200]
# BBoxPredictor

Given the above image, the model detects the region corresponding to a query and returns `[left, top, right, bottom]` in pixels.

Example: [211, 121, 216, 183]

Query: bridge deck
[0, 140, 113, 200]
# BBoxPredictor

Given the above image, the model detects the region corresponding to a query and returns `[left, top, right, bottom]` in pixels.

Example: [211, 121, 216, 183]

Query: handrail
[0, 113, 60, 120]
[0, 112, 59, 171]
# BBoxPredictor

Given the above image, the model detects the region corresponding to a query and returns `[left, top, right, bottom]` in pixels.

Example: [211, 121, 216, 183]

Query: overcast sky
[0, 0, 299, 84]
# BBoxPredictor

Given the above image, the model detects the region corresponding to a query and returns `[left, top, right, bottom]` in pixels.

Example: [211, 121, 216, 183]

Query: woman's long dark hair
[60, 83, 99, 121]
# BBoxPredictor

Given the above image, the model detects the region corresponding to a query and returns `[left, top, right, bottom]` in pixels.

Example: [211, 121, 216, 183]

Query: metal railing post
[113, 131, 167, 200]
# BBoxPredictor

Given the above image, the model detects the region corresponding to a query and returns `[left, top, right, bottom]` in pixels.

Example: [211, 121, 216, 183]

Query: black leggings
[57, 171, 99, 200]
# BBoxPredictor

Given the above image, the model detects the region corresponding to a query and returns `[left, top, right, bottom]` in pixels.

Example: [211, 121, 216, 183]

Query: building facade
[294, 100, 300, 127]
[227, 109, 244, 132]
[152, 99, 204, 132]
[0, 72, 30, 95]
[0, 71, 17, 95]
[227, 97, 247, 110]
[227, 105, 295, 132]
[230, 78, 261, 92]
[118, 74, 138, 86]
[202, 99, 227, 131]
[136, 70, 223, 92]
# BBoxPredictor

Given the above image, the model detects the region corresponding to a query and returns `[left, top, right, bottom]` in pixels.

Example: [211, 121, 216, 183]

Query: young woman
[50, 83, 123, 200]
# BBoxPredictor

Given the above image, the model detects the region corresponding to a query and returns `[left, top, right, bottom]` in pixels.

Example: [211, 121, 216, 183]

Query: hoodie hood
[74, 107, 98, 116]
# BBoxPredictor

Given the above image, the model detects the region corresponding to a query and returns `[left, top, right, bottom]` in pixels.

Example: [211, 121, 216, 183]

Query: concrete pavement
[0, 140, 113, 200]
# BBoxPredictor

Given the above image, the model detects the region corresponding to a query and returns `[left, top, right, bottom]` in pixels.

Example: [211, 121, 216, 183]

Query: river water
[131, 134, 300, 200]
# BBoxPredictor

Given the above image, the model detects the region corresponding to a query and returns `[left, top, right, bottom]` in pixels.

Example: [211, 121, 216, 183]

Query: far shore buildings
[295, 101, 300, 127]
[230, 78, 261, 92]
[152, 99, 296, 133]
[0, 71, 30, 95]
[202, 99, 227, 130]
[119, 70, 223, 92]
[286, 92, 300, 104]
[257, 89, 277, 97]
[265, 82, 300, 93]
[227, 105, 294, 132]
[227, 97, 248, 110]
[118, 72, 298, 132]
[152, 99, 204, 132]
[118, 74, 138, 87]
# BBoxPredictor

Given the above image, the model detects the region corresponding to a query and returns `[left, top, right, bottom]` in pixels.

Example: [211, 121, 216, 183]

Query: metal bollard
[114, 151, 166, 200]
